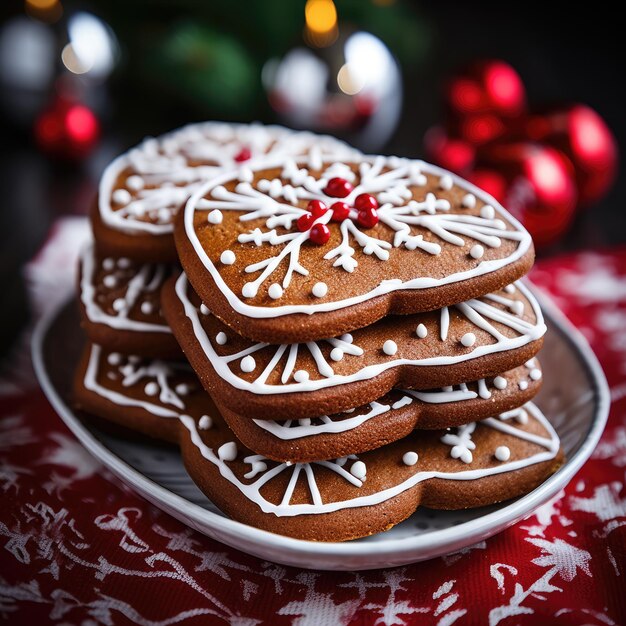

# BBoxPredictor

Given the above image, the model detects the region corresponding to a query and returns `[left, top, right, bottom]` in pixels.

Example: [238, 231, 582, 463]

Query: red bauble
[357, 207, 379, 229]
[234, 147, 252, 162]
[297, 214, 314, 232]
[424, 127, 475, 174]
[355, 193, 379, 211]
[330, 201, 350, 221]
[35, 99, 99, 160]
[309, 223, 331, 245]
[307, 200, 328, 217]
[325, 177, 353, 198]
[527, 104, 618, 205]
[477, 142, 577, 247]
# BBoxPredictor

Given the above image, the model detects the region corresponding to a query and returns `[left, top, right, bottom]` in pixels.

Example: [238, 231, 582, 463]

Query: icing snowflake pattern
[184, 154, 533, 316]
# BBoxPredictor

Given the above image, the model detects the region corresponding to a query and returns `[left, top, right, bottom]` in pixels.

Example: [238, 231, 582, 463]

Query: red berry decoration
[354, 193, 379, 211]
[297, 213, 314, 232]
[309, 223, 331, 245]
[357, 207, 379, 229]
[307, 200, 328, 217]
[325, 177, 353, 198]
[234, 147, 252, 162]
[330, 201, 350, 221]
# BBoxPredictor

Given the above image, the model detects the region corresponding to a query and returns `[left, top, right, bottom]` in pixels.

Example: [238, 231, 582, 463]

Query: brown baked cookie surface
[94, 122, 358, 262]
[78, 245, 181, 359]
[175, 155, 535, 343]
[221, 362, 542, 462]
[180, 403, 563, 541]
[162, 273, 546, 420]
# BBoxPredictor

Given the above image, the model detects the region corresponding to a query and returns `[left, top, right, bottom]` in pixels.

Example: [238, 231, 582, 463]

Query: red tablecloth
[2, 219, 625, 625]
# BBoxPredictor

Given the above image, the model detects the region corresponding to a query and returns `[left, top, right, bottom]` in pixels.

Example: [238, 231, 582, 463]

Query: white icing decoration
[208, 209, 223, 224]
[126, 175, 144, 191]
[200, 304, 210, 315]
[112, 188, 132, 205]
[383, 340, 398, 356]
[460, 332, 476, 347]
[140, 301, 153, 315]
[268, 283, 283, 300]
[240, 356, 256, 373]
[416, 323, 428, 338]
[350, 461, 367, 481]
[530, 368, 542, 380]
[216, 332, 228, 346]
[330, 348, 343, 362]
[218, 442, 238, 462]
[293, 370, 309, 383]
[439, 174, 453, 190]
[107, 352, 122, 365]
[504, 284, 516, 294]
[103, 275, 117, 288]
[341, 333, 353, 343]
[312, 282, 328, 298]
[493, 376, 508, 390]
[495, 446, 511, 462]
[480, 205, 495, 219]
[442, 423, 477, 464]
[470, 244, 484, 259]
[461, 193, 476, 209]
[118, 258, 131, 268]
[175, 273, 545, 396]
[199, 415, 212, 430]
[519, 380, 529, 391]
[144, 382, 158, 396]
[440, 307, 449, 341]
[175, 383, 190, 395]
[80, 245, 171, 334]
[183, 155, 532, 319]
[403, 451, 418, 466]
[220, 250, 236, 265]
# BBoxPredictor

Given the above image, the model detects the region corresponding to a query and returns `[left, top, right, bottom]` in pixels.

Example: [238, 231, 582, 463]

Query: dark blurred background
[1, 0, 623, 356]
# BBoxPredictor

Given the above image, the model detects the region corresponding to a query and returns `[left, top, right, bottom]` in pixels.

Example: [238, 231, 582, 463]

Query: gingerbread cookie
[175, 154, 535, 343]
[162, 273, 545, 420]
[181, 402, 563, 541]
[78, 245, 180, 359]
[94, 123, 359, 262]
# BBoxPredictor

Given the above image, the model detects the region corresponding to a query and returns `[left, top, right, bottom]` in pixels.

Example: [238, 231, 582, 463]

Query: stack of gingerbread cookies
[75, 121, 563, 542]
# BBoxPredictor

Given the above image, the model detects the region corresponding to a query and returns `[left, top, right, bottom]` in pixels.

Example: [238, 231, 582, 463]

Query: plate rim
[31, 286, 610, 569]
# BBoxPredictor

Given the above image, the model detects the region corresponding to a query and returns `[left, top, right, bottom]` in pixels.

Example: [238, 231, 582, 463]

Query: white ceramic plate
[32, 288, 609, 570]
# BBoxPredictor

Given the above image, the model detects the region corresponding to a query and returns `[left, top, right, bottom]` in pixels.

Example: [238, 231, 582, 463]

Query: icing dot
[480, 205, 495, 219]
[220, 250, 236, 265]
[107, 352, 122, 365]
[117, 258, 131, 269]
[350, 461, 367, 481]
[416, 324, 428, 338]
[439, 174, 453, 190]
[102, 258, 115, 271]
[156, 208, 171, 223]
[112, 189, 132, 205]
[126, 175, 144, 191]
[451, 446, 473, 464]
[218, 441, 237, 462]
[336, 457, 348, 467]
[460, 332, 476, 347]
[495, 446, 511, 462]
[383, 340, 398, 356]
[525, 358, 536, 368]
[144, 382, 158, 396]
[402, 451, 419, 466]
[268, 283, 283, 300]
[312, 282, 328, 298]
[140, 301, 153, 315]
[470, 244, 484, 259]
[240, 356, 256, 373]
[461, 193, 476, 209]
[530, 368, 542, 381]
[208, 209, 223, 224]
[519, 380, 529, 391]
[242, 283, 258, 298]
[504, 284, 516, 294]
[175, 383, 190, 395]
[330, 348, 344, 362]
[112, 298, 126, 312]
[200, 304, 210, 315]
[294, 370, 309, 383]
[494, 376, 508, 390]
[103, 274, 117, 288]
[516, 409, 529, 424]
[199, 415, 212, 430]
[298, 418, 311, 426]
[340, 334, 353, 344]
[216, 332, 228, 346]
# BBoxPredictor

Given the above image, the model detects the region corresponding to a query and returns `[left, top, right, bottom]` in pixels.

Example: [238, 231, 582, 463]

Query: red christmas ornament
[424, 127, 475, 174]
[527, 104, 618, 205]
[354, 193, 379, 211]
[234, 147, 252, 162]
[297, 213, 315, 232]
[477, 142, 577, 247]
[309, 223, 331, 245]
[357, 207, 379, 229]
[466, 169, 508, 205]
[35, 99, 99, 160]
[325, 177, 353, 198]
[330, 201, 350, 221]
[307, 200, 328, 217]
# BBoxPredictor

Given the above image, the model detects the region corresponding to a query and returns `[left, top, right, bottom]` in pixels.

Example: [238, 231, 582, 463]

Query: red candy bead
[357, 207, 379, 229]
[330, 201, 350, 221]
[354, 193, 379, 211]
[309, 223, 331, 245]
[297, 213, 314, 232]
[325, 177, 353, 198]
[307, 200, 328, 217]
[234, 147, 252, 162]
